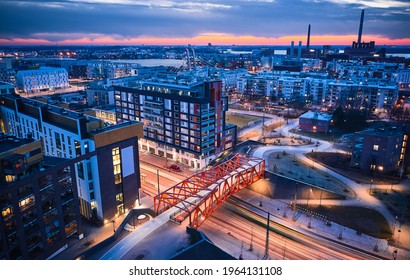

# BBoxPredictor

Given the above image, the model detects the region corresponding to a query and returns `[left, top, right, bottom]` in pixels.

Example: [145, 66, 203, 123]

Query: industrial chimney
[307, 24, 311, 49]
[357, 9, 364, 44]
[297, 41, 302, 60]
[290, 41, 294, 60]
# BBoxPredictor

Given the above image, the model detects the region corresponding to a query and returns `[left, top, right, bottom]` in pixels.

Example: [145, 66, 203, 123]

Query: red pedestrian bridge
[154, 154, 265, 228]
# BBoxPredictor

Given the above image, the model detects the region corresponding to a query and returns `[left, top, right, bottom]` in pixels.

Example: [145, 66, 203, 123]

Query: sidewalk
[52, 210, 129, 260]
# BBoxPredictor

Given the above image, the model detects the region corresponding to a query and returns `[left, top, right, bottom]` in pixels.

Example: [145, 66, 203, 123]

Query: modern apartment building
[0, 58, 15, 84]
[114, 79, 236, 169]
[0, 95, 143, 224]
[351, 127, 407, 174]
[327, 81, 398, 110]
[16, 67, 69, 94]
[0, 135, 81, 260]
[0, 82, 15, 95]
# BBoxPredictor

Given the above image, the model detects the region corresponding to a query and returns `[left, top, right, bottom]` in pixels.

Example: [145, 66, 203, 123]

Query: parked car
[169, 164, 181, 172]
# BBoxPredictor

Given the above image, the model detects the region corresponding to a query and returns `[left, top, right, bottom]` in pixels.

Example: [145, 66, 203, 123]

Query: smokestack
[358, 9, 364, 43]
[290, 41, 294, 60]
[297, 41, 302, 60]
[307, 24, 311, 49]
[186, 48, 191, 70]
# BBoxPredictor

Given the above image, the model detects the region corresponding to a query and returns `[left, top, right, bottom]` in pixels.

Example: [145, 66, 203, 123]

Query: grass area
[305, 205, 392, 239]
[267, 151, 353, 198]
[372, 189, 410, 225]
[307, 152, 400, 185]
[226, 112, 261, 129]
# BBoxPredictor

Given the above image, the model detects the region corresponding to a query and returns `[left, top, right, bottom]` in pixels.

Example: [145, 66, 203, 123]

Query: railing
[154, 154, 265, 228]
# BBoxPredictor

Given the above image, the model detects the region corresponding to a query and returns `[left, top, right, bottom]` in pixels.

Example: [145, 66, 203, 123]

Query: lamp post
[112, 220, 115, 233]
[307, 188, 312, 210]
[369, 179, 373, 194]
[157, 169, 160, 195]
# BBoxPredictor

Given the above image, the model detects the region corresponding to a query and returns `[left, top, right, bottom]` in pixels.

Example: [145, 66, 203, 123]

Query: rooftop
[0, 134, 36, 154]
[88, 120, 140, 135]
[43, 156, 70, 167]
[356, 127, 404, 137]
[300, 111, 332, 121]
[1, 94, 101, 123]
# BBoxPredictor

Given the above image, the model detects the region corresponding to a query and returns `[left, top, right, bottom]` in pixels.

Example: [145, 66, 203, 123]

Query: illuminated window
[112, 147, 122, 184]
[373, 145, 379, 151]
[2, 207, 13, 219]
[91, 201, 97, 209]
[19, 195, 35, 210]
[5, 175, 17, 183]
[116, 193, 123, 202]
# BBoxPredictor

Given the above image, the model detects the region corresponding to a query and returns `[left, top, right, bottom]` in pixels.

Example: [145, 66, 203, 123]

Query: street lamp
[157, 169, 160, 195]
[369, 179, 373, 194]
[392, 216, 398, 236]
[307, 188, 312, 209]
[111, 220, 115, 233]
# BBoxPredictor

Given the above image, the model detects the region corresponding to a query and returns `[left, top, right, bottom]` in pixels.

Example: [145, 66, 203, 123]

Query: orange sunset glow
[1, 34, 410, 46]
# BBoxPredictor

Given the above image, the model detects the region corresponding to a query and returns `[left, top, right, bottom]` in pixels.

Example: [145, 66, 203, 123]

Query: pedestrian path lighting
[112, 220, 115, 233]
[369, 179, 373, 194]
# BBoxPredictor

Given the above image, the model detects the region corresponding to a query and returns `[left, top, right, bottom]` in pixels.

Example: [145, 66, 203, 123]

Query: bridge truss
[153, 154, 265, 228]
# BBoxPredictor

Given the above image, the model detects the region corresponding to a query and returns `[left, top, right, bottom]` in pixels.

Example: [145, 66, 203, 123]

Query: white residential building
[16, 67, 69, 94]
[327, 81, 398, 110]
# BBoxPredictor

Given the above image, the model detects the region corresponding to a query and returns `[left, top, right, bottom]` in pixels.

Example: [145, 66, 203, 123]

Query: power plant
[345, 9, 377, 57]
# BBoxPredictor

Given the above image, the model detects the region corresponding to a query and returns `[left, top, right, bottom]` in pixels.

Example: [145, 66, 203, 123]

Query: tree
[332, 106, 345, 129]
[344, 109, 366, 132]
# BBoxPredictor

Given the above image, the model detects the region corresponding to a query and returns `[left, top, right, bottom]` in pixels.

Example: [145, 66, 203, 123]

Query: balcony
[26, 235, 42, 251]
[24, 220, 40, 237]
[58, 178, 73, 189]
[64, 212, 77, 225]
[61, 190, 74, 205]
[62, 199, 75, 213]
[65, 221, 78, 237]
[28, 243, 44, 260]
[1, 206, 14, 221]
[201, 109, 215, 118]
[19, 195, 36, 212]
[143, 109, 164, 119]
[43, 209, 58, 224]
[143, 99, 163, 106]
[41, 199, 56, 213]
[1, 154, 27, 176]
[5, 221, 17, 236]
[22, 211, 38, 225]
[40, 186, 55, 202]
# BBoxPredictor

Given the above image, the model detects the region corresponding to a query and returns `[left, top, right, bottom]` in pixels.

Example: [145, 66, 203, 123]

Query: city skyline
[0, 0, 409, 46]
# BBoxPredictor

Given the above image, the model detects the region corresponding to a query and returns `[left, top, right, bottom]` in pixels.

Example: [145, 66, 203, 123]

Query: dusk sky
[0, 0, 409, 46]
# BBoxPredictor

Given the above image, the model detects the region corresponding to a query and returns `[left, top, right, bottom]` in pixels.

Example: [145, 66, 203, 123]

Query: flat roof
[2, 94, 101, 123]
[88, 120, 141, 135]
[43, 156, 70, 167]
[300, 111, 332, 121]
[356, 128, 404, 137]
[0, 135, 36, 154]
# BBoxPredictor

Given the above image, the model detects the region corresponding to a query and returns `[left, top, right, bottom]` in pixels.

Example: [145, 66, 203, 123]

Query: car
[169, 164, 181, 172]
